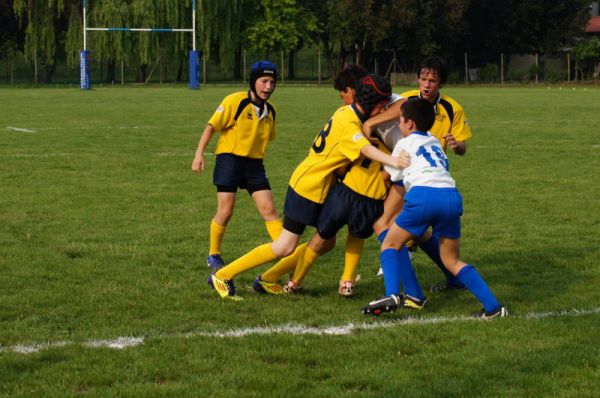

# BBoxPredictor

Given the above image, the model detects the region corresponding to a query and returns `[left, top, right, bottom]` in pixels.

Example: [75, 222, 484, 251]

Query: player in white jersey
[362, 98, 507, 319]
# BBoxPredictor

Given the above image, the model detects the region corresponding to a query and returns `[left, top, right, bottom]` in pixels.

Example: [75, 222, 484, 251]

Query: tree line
[0, 0, 597, 84]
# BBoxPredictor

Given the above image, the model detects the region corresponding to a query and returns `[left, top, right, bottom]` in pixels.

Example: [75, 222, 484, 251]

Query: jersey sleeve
[450, 106, 472, 142]
[207, 97, 234, 132]
[384, 140, 408, 183]
[339, 129, 371, 162]
[269, 117, 277, 141]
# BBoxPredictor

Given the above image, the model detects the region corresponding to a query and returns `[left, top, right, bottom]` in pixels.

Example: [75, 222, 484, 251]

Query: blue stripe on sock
[456, 265, 501, 313]
[377, 229, 389, 244]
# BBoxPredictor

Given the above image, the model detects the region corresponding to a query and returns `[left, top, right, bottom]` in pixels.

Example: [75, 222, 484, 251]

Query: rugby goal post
[80, 0, 200, 89]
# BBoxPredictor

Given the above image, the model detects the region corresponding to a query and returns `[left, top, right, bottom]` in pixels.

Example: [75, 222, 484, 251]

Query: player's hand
[394, 150, 410, 169]
[443, 133, 466, 155]
[191, 154, 205, 173]
[362, 120, 374, 137]
[444, 133, 458, 150]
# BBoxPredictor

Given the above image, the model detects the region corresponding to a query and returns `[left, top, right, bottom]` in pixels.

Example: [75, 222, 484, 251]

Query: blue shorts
[213, 153, 271, 194]
[317, 183, 384, 240]
[394, 186, 462, 239]
[283, 186, 323, 235]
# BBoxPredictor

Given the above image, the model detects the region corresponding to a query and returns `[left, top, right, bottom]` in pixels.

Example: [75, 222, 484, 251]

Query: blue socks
[419, 235, 463, 287]
[456, 265, 501, 313]
[381, 247, 425, 300]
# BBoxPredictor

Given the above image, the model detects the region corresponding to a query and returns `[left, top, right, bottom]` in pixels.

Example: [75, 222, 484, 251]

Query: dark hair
[249, 60, 277, 96]
[334, 64, 368, 91]
[401, 98, 435, 132]
[355, 74, 391, 115]
[417, 56, 448, 85]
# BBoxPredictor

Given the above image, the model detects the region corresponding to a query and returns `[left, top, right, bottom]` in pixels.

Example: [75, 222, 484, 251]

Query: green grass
[1, 85, 600, 397]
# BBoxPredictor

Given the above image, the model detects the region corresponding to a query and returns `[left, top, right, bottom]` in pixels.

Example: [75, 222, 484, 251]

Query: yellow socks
[209, 219, 226, 256]
[291, 246, 319, 284]
[265, 219, 283, 241]
[341, 234, 365, 282]
[216, 243, 277, 280]
[261, 243, 308, 283]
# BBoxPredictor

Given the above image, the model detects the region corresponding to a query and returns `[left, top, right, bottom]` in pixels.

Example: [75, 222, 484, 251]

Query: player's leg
[246, 160, 283, 240]
[373, 184, 405, 236]
[373, 184, 405, 276]
[438, 237, 506, 318]
[435, 188, 506, 318]
[339, 233, 364, 296]
[341, 191, 384, 296]
[211, 228, 301, 299]
[259, 243, 308, 283]
[417, 229, 464, 291]
[254, 242, 308, 294]
[208, 153, 243, 270]
[363, 223, 421, 316]
[287, 233, 336, 291]
[380, 224, 426, 304]
[207, 190, 236, 270]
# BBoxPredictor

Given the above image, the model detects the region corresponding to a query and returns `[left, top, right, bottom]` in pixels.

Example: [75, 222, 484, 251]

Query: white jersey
[376, 93, 403, 151]
[384, 131, 455, 192]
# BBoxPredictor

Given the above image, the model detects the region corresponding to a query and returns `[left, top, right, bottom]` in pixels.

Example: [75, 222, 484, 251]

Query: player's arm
[443, 107, 470, 156]
[360, 144, 410, 170]
[443, 133, 466, 155]
[362, 98, 405, 137]
[192, 124, 216, 173]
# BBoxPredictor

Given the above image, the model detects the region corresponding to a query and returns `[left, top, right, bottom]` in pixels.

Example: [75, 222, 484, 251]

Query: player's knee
[273, 244, 294, 258]
[258, 205, 277, 219]
[215, 208, 234, 223]
[380, 240, 400, 252]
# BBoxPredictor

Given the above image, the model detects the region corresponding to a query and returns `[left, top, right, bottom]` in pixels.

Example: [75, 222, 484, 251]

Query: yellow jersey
[401, 89, 471, 152]
[289, 105, 371, 204]
[342, 135, 390, 200]
[208, 91, 276, 159]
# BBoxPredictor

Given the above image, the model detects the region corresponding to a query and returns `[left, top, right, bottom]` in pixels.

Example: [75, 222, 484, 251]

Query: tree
[199, 0, 255, 79]
[13, 0, 70, 83]
[572, 36, 600, 79]
[246, 0, 318, 58]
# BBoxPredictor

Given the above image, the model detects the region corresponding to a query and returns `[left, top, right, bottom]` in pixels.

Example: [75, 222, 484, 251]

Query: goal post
[80, 0, 200, 89]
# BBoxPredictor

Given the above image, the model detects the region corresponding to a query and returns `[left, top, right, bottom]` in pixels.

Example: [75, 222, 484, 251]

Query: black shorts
[283, 186, 323, 235]
[213, 153, 271, 194]
[317, 183, 384, 240]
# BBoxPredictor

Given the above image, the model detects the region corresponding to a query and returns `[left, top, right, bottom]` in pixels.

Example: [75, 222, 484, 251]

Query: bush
[507, 68, 529, 82]
[448, 70, 462, 84]
[479, 63, 499, 83]
[543, 67, 563, 83]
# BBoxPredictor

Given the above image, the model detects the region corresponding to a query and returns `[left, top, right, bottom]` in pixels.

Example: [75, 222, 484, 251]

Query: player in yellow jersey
[208, 74, 410, 300]
[253, 65, 399, 297]
[364, 56, 473, 292]
[192, 61, 283, 272]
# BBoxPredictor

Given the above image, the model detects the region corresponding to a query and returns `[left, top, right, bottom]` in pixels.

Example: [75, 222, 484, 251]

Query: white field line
[1, 307, 598, 355]
[6, 126, 36, 133]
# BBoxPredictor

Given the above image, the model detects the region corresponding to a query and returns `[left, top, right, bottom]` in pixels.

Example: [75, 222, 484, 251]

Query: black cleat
[473, 306, 508, 319]
[362, 295, 402, 316]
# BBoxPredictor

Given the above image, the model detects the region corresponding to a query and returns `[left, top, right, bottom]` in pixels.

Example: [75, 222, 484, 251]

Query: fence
[1, 49, 598, 86]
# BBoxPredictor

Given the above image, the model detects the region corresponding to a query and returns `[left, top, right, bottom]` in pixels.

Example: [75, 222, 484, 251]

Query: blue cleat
[206, 254, 225, 272]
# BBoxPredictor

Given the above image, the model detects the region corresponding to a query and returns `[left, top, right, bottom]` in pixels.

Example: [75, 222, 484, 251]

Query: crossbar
[86, 28, 194, 32]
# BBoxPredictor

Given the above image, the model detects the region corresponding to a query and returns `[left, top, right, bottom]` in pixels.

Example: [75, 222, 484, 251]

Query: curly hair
[417, 57, 448, 85]
[355, 74, 392, 116]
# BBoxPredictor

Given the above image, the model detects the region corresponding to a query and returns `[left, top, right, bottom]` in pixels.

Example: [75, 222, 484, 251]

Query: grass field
[1, 84, 600, 397]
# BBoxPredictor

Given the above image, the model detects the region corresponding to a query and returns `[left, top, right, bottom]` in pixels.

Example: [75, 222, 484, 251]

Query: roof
[585, 16, 600, 33]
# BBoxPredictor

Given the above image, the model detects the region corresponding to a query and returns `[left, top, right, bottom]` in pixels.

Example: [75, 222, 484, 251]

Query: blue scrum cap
[250, 60, 277, 97]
